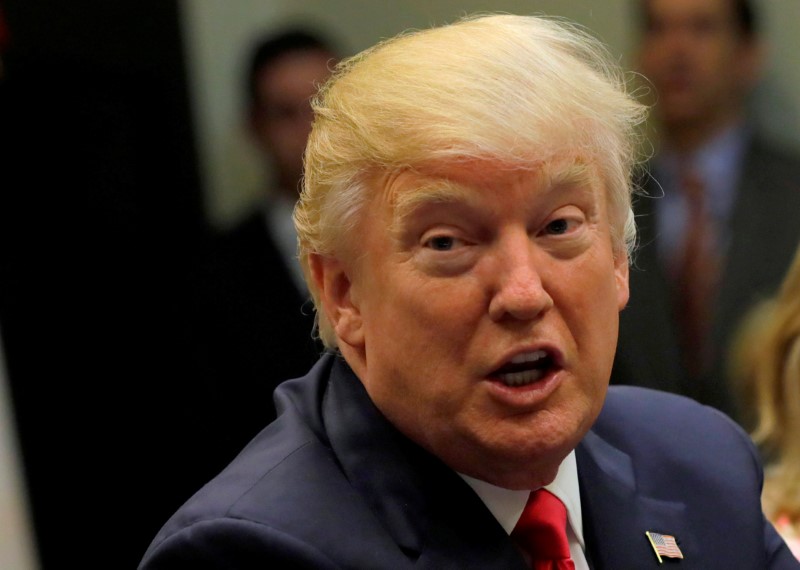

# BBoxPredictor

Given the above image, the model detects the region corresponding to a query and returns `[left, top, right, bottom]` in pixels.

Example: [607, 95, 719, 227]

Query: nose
[662, 24, 697, 58]
[487, 231, 554, 322]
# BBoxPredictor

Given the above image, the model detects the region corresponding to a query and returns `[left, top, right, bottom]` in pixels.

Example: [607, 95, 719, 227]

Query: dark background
[1, 1, 213, 567]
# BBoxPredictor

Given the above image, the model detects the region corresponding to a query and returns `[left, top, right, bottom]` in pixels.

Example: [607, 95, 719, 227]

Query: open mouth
[492, 350, 557, 387]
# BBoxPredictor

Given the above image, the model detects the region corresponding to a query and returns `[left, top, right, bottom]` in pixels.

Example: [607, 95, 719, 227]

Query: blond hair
[730, 244, 800, 531]
[295, 13, 648, 347]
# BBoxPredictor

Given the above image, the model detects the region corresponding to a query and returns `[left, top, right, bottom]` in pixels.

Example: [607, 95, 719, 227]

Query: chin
[477, 456, 563, 491]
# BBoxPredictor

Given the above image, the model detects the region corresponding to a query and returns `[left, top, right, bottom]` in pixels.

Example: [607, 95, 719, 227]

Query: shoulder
[589, 388, 768, 500]
[596, 386, 759, 469]
[139, 357, 394, 568]
[140, 432, 344, 569]
[601, 383, 729, 419]
[599, 385, 750, 434]
[139, 411, 339, 553]
[149, 359, 336, 528]
[583, 387, 800, 568]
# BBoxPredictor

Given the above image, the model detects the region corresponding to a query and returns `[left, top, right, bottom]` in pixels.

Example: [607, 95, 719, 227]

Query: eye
[544, 218, 570, 235]
[425, 235, 459, 251]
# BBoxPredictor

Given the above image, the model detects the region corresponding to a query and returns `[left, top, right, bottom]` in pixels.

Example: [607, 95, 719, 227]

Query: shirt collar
[458, 450, 584, 548]
[655, 122, 748, 219]
[262, 192, 307, 294]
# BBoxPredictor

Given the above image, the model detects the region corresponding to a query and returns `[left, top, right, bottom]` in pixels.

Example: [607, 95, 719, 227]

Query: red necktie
[511, 489, 576, 570]
[672, 166, 720, 376]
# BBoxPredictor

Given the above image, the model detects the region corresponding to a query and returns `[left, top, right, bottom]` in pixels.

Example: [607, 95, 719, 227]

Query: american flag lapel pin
[645, 531, 684, 563]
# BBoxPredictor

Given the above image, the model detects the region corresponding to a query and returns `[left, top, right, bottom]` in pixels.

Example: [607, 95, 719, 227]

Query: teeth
[509, 350, 547, 364]
[500, 369, 546, 386]
[497, 350, 551, 387]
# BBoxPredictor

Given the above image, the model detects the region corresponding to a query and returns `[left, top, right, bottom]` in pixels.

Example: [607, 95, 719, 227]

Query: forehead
[256, 49, 333, 100]
[383, 157, 601, 218]
[645, 0, 735, 24]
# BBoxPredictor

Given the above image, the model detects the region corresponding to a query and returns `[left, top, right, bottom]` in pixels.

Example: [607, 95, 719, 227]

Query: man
[187, 28, 338, 472]
[140, 14, 798, 569]
[612, 0, 800, 419]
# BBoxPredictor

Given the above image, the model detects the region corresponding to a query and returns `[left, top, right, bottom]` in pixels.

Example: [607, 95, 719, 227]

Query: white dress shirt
[652, 123, 747, 273]
[459, 450, 590, 569]
[262, 192, 307, 294]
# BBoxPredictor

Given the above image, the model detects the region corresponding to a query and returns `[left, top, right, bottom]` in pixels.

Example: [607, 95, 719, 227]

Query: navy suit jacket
[140, 354, 798, 569]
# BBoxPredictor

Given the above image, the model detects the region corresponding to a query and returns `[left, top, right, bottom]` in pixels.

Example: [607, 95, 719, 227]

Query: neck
[662, 110, 745, 154]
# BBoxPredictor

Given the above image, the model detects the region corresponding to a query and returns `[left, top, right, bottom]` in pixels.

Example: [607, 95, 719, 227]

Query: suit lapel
[323, 358, 528, 569]
[577, 430, 692, 570]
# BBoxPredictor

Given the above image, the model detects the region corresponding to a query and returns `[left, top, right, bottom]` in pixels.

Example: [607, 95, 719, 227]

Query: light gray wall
[180, 0, 800, 229]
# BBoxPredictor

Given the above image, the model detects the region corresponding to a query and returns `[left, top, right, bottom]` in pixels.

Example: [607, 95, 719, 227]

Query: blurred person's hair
[639, 0, 758, 38]
[729, 243, 800, 527]
[246, 27, 338, 107]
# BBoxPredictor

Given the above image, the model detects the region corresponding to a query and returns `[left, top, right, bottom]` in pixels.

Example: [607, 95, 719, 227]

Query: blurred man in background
[613, 0, 800, 420]
[187, 27, 340, 475]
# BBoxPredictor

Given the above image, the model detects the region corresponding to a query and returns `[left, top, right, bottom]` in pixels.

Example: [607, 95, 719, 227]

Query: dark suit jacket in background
[185, 210, 322, 481]
[613, 138, 800, 420]
[139, 354, 798, 569]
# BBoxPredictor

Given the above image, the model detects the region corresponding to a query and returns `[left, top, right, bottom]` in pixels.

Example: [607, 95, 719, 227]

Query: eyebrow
[543, 161, 597, 192]
[391, 160, 597, 222]
[391, 178, 477, 225]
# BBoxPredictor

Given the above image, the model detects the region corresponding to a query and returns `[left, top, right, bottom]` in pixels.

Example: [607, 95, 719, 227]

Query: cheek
[360, 282, 477, 434]
[562, 257, 622, 349]
[566, 251, 620, 304]
[640, 45, 666, 71]
[362, 274, 482, 379]
[379, 269, 482, 328]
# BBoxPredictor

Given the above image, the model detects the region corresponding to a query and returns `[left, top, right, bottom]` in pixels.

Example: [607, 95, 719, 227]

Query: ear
[614, 253, 630, 311]
[309, 253, 365, 347]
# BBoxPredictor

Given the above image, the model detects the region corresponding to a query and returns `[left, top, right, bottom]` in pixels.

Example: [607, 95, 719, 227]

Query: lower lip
[484, 368, 563, 407]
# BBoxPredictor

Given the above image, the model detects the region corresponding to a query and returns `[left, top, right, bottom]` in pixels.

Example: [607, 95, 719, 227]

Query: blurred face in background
[638, 0, 761, 140]
[250, 49, 334, 196]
